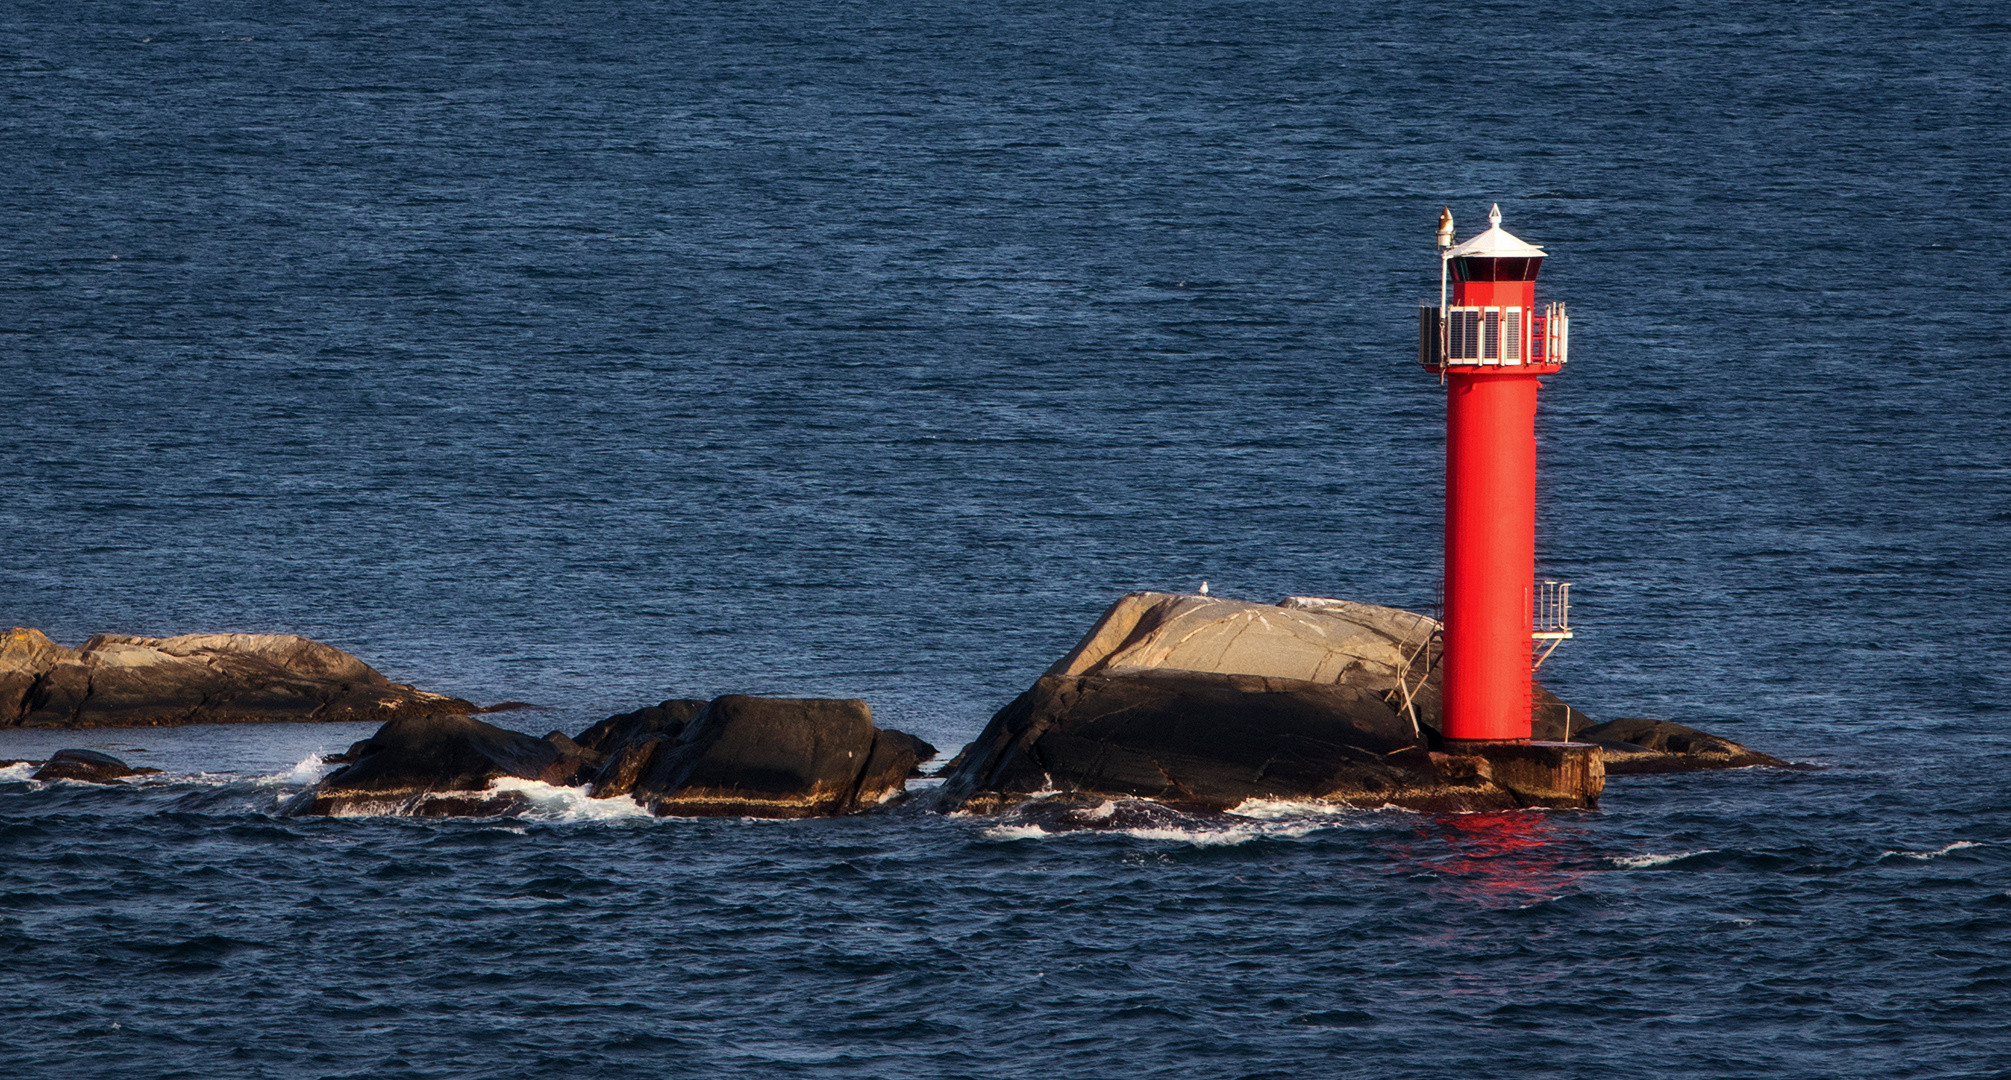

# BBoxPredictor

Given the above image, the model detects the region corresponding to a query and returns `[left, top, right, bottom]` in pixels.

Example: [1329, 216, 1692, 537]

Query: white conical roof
[1445, 204, 1546, 259]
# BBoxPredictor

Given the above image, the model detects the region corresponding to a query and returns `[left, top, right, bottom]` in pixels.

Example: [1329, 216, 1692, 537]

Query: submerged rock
[1575, 718, 1785, 773]
[0, 627, 475, 729]
[30, 748, 161, 783]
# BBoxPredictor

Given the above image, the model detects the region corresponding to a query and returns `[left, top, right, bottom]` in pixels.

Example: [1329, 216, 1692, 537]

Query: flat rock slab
[1052, 592, 1445, 723]
[1046, 591, 1587, 742]
[1, 627, 474, 729]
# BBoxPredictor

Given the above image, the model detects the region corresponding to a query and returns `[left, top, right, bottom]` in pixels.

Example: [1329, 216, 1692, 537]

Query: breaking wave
[277, 752, 336, 787]
[977, 795, 1383, 846]
[482, 777, 655, 823]
[1880, 840, 1982, 861]
[1608, 850, 1721, 870]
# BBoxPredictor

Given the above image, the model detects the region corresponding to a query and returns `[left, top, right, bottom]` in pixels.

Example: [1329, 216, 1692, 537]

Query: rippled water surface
[3, 1, 2009, 1076]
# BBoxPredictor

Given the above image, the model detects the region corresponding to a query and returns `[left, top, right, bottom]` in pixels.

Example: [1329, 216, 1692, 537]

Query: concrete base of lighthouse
[1432, 740, 1605, 809]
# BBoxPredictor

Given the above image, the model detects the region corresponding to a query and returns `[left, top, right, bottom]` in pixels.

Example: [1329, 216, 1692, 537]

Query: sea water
[2, 1, 2008, 1076]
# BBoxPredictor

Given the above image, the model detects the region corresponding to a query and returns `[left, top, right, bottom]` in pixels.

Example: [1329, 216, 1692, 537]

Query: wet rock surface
[28, 749, 162, 783]
[1, 627, 475, 729]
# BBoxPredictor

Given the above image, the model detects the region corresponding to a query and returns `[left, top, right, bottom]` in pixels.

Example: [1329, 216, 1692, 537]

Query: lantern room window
[1449, 256, 1541, 282]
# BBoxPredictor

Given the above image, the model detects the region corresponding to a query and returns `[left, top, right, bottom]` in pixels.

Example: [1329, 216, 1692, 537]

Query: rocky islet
[287, 695, 936, 819]
[0, 627, 474, 728]
[5, 593, 1787, 817]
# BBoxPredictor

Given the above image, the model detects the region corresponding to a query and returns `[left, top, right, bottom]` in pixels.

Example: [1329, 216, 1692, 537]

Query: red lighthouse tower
[1420, 205, 1572, 746]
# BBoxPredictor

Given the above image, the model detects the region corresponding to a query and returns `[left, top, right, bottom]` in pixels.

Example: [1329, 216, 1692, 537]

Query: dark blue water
[4, 1, 2010, 1076]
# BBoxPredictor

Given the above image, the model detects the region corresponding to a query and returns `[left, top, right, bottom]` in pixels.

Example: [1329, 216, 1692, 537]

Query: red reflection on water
[1378, 811, 1588, 908]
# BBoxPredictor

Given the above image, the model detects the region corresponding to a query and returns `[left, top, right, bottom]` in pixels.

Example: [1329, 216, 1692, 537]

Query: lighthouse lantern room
[1418, 205, 1572, 746]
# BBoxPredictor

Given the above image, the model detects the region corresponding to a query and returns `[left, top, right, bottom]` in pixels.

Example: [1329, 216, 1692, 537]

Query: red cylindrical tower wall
[1429, 212, 1558, 742]
[1442, 370, 1538, 741]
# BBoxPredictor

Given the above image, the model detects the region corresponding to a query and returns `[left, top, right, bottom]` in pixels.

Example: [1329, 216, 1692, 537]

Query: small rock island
[290, 697, 935, 819]
[937, 592, 1780, 816]
[4, 591, 1784, 817]
[1, 627, 472, 728]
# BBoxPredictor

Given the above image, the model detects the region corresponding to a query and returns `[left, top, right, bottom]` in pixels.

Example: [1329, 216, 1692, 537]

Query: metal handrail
[1532, 580, 1572, 672]
[1535, 580, 1571, 637]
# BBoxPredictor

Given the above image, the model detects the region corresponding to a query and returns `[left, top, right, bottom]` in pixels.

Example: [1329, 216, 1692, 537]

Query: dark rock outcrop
[1531, 684, 1600, 742]
[288, 713, 601, 816]
[290, 695, 937, 818]
[1575, 718, 1786, 773]
[30, 749, 161, 783]
[573, 699, 707, 754]
[979, 590, 1780, 791]
[587, 735, 673, 800]
[566, 699, 711, 799]
[938, 590, 1808, 816]
[937, 669, 1589, 814]
[1, 628, 475, 729]
[624, 696, 935, 817]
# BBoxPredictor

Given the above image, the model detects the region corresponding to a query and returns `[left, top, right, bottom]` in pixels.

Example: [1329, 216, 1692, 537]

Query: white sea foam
[227, 753, 338, 788]
[483, 777, 655, 822]
[1227, 798, 1371, 821]
[171, 771, 242, 787]
[982, 814, 1344, 847]
[968, 790, 1395, 846]
[1609, 850, 1718, 870]
[983, 824, 1052, 841]
[1881, 840, 1981, 861]
[284, 753, 335, 786]
[1110, 822, 1329, 846]
[0, 762, 36, 782]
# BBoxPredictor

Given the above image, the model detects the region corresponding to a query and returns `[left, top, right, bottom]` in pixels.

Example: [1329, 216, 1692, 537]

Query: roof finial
[1489, 203, 1502, 228]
